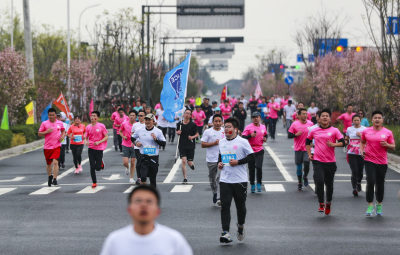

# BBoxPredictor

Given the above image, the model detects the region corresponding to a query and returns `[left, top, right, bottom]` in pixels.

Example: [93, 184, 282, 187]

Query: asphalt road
[0, 121, 400, 255]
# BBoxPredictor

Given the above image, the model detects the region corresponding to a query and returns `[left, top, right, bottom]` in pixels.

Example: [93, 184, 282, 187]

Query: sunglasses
[138, 115, 145, 117]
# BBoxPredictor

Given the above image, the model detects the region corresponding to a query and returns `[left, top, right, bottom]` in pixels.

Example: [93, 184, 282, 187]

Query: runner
[167, 116, 177, 144]
[192, 105, 206, 140]
[337, 104, 355, 134]
[283, 100, 296, 133]
[120, 110, 137, 183]
[288, 108, 314, 191]
[360, 110, 395, 216]
[267, 96, 280, 140]
[201, 114, 225, 206]
[345, 114, 366, 197]
[85, 111, 108, 188]
[38, 108, 66, 187]
[247, 95, 258, 115]
[155, 105, 168, 150]
[358, 109, 370, 127]
[114, 108, 129, 153]
[233, 102, 247, 133]
[257, 97, 269, 126]
[211, 101, 218, 111]
[242, 112, 267, 193]
[132, 114, 166, 187]
[218, 118, 254, 243]
[201, 98, 213, 129]
[131, 110, 146, 185]
[239, 94, 248, 109]
[57, 113, 68, 169]
[100, 185, 193, 255]
[177, 109, 199, 184]
[306, 109, 345, 215]
[220, 99, 232, 121]
[68, 115, 86, 174]
[208, 107, 222, 128]
[292, 102, 312, 121]
[111, 104, 122, 152]
[307, 102, 319, 124]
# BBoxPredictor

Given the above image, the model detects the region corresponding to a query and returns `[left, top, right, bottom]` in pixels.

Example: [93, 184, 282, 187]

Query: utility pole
[10, 0, 14, 49]
[23, 0, 34, 83]
[67, 0, 71, 106]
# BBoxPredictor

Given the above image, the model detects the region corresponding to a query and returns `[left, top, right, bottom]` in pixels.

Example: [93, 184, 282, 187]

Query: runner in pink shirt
[242, 112, 268, 193]
[267, 96, 280, 140]
[306, 109, 345, 215]
[360, 110, 395, 216]
[120, 110, 137, 183]
[292, 102, 312, 121]
[192, 106, 206, 139]
[111, 104, 121, 152]
[38, 108, 66, 187]
[288, 108, 314, 190]
[85, 111, 109, 188]
[220, 100, 232, 120]
[114, 108, 129, 153]
[337, 104, 356, 133]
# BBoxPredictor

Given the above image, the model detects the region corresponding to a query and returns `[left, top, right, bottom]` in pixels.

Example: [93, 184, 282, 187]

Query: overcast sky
[0, 0, 377, 84]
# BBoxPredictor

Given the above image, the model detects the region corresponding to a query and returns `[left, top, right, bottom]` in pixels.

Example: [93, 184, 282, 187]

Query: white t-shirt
[240, 98, 248, 109]
[100, 224, 193, 255]
[132, 126, 166, 156]
[307, 107, 319, 117]
[346, 126, 366, 155]
[131, 122, 145, 149]
[156, 109, 169, 128]
[218, 136, 254, 183]
[283, 105, 296, 120]
[61, 122, 68, 145]
[201, 128, 225, 163]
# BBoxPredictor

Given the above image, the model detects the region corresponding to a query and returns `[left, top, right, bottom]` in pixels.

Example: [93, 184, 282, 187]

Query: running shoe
[357, 183, 362, 192]
[125, 167, 129, 175]
[303, 177, 309, 187]
[220, 231, 232, 244]
[78, 165, 83, 173]
[298, 183, 303, 191]
[250, 184, 256, 193]
[365, 205, 374, 217]
[256, 183, 262, 192]
[182, 179, 188, 184]
[216, 199, 221, 207]
[92, 183, 97, 188]
[129, 178, 134, 184]
[325, 202, 331, 215]
[213, 193, 217, 204]
[318, 203, 325, 213]
[52, 178, 58, 186]
[237, 224, 245, 241]
[48, 175, 53, 187]
[189, 163, 195, 170]
[352, 189, 358, 197]
[101, 161, 105, 170]
[376, 204, 383, 216]
[135, 178, 141, 185]
[74, 168, 79, 174]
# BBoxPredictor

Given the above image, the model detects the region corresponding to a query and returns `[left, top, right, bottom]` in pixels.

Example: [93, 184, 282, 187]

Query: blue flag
[40, 103, 52, 122]
[160, 52, 191, 122]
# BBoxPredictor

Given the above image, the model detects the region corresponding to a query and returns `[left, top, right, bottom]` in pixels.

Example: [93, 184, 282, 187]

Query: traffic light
[355, 46, 363, 52]
[336, 45, 344, 52]
[279, 64, 285, 69]
[295, 65, 300, 69]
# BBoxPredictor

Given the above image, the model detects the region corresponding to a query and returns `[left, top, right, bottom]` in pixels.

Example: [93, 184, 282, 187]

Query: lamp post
[78, 3, 101, 55]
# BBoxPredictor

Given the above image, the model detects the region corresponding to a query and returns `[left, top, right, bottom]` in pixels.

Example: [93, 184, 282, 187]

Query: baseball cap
[251, 112, 261, 117]
[144, 113, 155, 120]
[214, 107, 221, 111]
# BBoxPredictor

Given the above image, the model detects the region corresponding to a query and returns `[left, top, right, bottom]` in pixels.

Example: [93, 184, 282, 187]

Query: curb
[0, 139, 44, 160]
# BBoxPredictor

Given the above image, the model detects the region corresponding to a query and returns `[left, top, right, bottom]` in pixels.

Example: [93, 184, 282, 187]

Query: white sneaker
[125, 167, 129, 175]
[237, 224, 245, 241]
[129, 178, 134, 184]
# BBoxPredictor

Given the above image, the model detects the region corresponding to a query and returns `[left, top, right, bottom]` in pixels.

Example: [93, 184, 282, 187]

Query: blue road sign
[308, 54, 315, 62]
[285, 76, 294, 86]
[297, 54, 304, 62]
[387, 17, 399, 35]
[316, 38, 348, 56]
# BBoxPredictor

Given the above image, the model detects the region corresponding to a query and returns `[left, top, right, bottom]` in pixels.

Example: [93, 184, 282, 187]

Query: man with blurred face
[100, 185, 193, 255]
[120, 110, 137, 183]
[337, 104, 356, 134]
[131, 110, 146, 185]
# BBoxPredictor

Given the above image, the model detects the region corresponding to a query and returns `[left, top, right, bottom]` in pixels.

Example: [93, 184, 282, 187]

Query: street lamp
[78, 3, 101, 52]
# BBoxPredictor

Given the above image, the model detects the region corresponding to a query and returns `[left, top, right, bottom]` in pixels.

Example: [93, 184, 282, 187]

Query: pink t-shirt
[288, 120, 314, 151]
[39, 120, 65, 149]
[230, 98, 237, 107]
[338, 112, 355, 133]
[114, 115, 129, 135]
[85, 122, 108, 151]
[242, 123, 268, 153]
[220, 104, 232, 120]
[307, 126, 343, 163]
[154, 103, 161, 110]
[120, 120, 134, 147]
[189, 98, 195, 106]
[111, 111, 119, 129]
[192, 110, 206, 127]
[361, 127, 395, 165]
[292, 112, 312, 121]
[280, 99, 289, 109]
[267, 102, 280, 119]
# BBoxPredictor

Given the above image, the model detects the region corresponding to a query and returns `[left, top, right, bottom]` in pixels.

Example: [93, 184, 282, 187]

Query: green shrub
[99, 117, 113, 129]
[0, 130, 13, 150]
[386, 125, 400, 156]
[11, 133, 26, 147]
[11, 124, 37, 143]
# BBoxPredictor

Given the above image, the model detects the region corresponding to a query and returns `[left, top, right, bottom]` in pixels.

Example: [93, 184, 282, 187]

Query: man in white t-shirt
[131, 110, 146, 185]
[101, 185, 193, 255]
[283, 100, 296, 131]
[307, 102, 319, 124]
[201, 114, 225, 206]
[218, 118, 254, 244]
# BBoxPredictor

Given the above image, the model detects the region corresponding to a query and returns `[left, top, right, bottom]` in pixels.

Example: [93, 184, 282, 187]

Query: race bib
[143, 146, 156, 155]
[221, 153, 237, 166]
[73, 135, 83, 143]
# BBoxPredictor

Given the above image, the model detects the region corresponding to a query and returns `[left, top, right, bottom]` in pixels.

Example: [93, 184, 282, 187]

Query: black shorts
[179, 147, 195, 161]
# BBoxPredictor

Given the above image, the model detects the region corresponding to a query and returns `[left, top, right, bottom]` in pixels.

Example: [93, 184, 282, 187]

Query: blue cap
[214, 107, 221, 111]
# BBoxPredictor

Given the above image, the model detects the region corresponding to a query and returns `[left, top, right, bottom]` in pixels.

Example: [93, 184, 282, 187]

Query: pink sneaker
[78, 165, 83, 172]
[74, 168, 79, 174]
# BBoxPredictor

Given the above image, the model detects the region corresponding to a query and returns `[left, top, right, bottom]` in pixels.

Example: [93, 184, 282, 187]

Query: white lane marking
[264, 184, 285, 192]
[277, 133, 286, 137]
[163, 158, 182, 183]
[171, 184, 193, 192]
[264, 145, 294, 182]
[103, 174, 121, 181]
[29, 187, 60, 195]
[309, 184, 315, 191]
[40, 148, 111, 186]
[123, 186, 135, 193]
[389, 163, 400, 174]
[0, 188, 16, 196]
[0, 176, 25, 183]
[335, 174, 351, 177]
[77, 186, 105, 194]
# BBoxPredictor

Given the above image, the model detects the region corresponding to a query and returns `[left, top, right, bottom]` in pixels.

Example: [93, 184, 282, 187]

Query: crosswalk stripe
[30, 187, 60, 195]
[0, 177, 25, 183]
[76, 186, 105, 194]
[0, 188, 16, 196]
[264, 184, 285, 192]
[123, 186, 134, 194]
[171, 185, 193, 192]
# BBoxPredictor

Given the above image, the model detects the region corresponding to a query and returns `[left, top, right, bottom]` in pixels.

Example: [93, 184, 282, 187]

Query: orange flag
[53, 93, 73, 120]
[220, 85, 227, 102]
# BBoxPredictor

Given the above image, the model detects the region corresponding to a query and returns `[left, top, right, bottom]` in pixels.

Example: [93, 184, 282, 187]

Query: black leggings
[135, 149, 142, 179]
[197, 125, 204, 137]
[168, 127, 176, 142]
[220, 182, 247, 232]
[348, 154, 364, 189]
[248, 150, 264, 185]
[117, 134, 122, 152]
[88, 148, 103, 184]
[70, 144, 84, 168]
[159, 127, 168, 149]
[140, 155, 159, 187]
[365, 161, 387, 203]
[268, 118, 278, 139]
[58, 144, 67, 164]
[313, 161, 336, 203]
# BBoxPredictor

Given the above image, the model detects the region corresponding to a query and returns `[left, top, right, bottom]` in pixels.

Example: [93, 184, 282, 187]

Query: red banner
[53, 93, 73, 120]
[220, 85, 227, 102]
